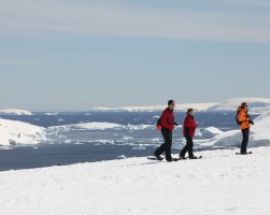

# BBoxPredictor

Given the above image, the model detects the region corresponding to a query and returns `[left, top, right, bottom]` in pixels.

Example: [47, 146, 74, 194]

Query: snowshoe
[179, 155, 188, 160]
[236, 152, 252, 155]
[166, 158, 179, 162]
[148, 153, 164, 161]
[189, 155, 203, 160]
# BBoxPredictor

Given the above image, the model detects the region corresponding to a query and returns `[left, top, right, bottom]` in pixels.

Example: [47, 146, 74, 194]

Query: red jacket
[183, 115, 197, 137]
[160, 108, 175, 131]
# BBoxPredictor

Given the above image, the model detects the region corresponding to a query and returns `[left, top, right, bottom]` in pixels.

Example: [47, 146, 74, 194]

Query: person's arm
[238, 111, 248, 123]
[191, 118, 197, 129]
[247, 115, 254, 125]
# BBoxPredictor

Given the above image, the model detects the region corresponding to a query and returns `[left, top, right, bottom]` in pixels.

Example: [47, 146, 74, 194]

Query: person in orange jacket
[236, 102, 254, 154]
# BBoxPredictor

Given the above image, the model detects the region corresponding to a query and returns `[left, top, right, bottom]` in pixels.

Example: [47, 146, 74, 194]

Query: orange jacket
[237, 107, 251, 130]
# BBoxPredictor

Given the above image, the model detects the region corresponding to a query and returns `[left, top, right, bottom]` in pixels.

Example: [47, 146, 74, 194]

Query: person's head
[187, 108, 194, 116]
[168, 100, 175, 110]
[240, 102, 248, 110]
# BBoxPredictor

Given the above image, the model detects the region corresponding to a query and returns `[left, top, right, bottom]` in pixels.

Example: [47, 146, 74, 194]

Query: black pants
[241, 128, 250, 153]
[154, 128, 172, 160]
[180, 136, 194, 158]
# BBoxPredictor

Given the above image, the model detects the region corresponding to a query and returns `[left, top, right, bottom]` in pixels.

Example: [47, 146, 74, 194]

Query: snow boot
[166, 158, 179, 162]
[189, 156, 198, 160]
[154, 153, 164, 161]
[179, 155, 187, 160]
[189, 155, 203, 159]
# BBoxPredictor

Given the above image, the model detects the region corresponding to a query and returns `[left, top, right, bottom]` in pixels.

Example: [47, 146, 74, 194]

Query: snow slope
[94, 102, 218, 112]
[0, 109, 33, 115]
[0, 118, 46, 145]
[209, 98, 270, 113]
[0, 147, 270, 215]
[207, 112, 270, 147]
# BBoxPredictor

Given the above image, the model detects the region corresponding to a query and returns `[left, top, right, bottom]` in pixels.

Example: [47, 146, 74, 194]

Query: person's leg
[240, 129, 246, 153]
[187, 137, 194, 158]
[180, 137, 189, 158]
[164, 130, 173, 161]
[154, 144, 166, 156]
[154, 129, 169, 156]
[241, 129, 249, 153]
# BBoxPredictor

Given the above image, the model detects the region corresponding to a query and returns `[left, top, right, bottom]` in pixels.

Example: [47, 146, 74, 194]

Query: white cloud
[0, 0, 270, 43]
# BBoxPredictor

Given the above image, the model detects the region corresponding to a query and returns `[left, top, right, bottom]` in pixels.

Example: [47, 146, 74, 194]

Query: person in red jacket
[179, 108, 198, 159]
[154, 100, 178, 162]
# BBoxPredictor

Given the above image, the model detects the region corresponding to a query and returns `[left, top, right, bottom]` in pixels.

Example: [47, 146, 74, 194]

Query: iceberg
[252, 112, 270, 145]
[204, 127, 223, 135]
[69, 122, 124, 130]
[0, 118, 46, 146]
[0, 109, 33, 115]
[209, 112, 270, 147]
[208, 98, 270, 114]
[93, 102, 218, 112]
[48, 122, 154, 131]
[92, 98, 270, 114]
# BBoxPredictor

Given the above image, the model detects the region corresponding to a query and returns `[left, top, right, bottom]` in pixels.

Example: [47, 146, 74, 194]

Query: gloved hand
[174, 121, 179, 126]
[249, 120, 254, 125]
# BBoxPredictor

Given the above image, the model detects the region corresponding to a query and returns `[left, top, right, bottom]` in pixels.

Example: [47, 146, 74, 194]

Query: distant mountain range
[93, 98, 270, 114]
[1, 98, 270, 114]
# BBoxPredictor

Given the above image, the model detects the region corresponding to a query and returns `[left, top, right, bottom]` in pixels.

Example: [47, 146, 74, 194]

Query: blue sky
[0, 0, 270, 111]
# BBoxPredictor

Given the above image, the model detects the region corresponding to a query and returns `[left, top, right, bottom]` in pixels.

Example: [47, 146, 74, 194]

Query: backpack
[156, 117, 162, 130]
[235, 109, 241, 125]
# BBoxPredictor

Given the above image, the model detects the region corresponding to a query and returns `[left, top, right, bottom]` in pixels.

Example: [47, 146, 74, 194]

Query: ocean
[0, 111, 243, 171]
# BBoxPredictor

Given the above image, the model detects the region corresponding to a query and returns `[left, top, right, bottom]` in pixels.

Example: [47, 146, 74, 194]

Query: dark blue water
[0, 111, 246, 171]
[2, 111, 237, 128]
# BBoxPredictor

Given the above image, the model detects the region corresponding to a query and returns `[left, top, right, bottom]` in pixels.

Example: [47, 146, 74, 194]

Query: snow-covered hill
[208, 98, 270, 113]
[0, 118, 46, 146]
[0, 109, 33, 115]
[207, 111, 270, 147]
[0, 147, 269, 215]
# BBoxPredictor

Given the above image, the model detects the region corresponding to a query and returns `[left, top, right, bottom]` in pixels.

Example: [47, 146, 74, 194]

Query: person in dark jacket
[179, 108, 198, 159]
[154, 100, 178, 162]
